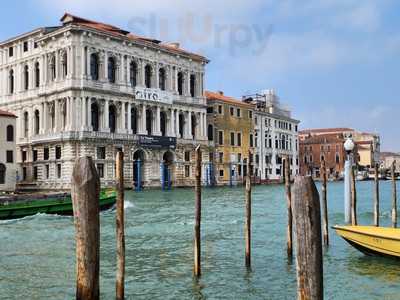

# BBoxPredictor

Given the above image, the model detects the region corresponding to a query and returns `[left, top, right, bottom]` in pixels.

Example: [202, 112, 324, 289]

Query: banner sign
[138, 135, 176, 149]
[135, 87, 173, 105]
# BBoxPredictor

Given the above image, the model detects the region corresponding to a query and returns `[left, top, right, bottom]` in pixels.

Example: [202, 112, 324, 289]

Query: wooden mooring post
[392, 161, 397, 228]
[320, 160, 329, 245]
[374, 163, 380, 227]
[293, 176, 323, 300]
[245, 151, 252, 269]
[116, 151, 125, 300]
[284, 156, 293, 258]
[193, 145, 202, 277]
[71, 156, 100, 300]
[351, 166, 357, 226]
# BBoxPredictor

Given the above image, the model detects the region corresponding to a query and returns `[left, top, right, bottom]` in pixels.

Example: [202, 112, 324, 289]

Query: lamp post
[344, 138, 355, 223]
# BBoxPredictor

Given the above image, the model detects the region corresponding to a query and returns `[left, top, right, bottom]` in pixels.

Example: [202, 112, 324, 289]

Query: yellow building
[206, 91, 255, 185]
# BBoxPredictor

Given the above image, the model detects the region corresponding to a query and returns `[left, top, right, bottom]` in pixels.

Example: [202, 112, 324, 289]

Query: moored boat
[333, 225, 400, 259]
[0, 189, 116, 220]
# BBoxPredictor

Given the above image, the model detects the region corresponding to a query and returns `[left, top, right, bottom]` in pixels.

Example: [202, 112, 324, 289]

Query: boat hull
[0, 190, 116, 220]
[333, 225, 400, 259]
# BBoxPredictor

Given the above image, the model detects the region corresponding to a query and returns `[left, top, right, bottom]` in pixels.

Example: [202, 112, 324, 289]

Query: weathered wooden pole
[391, 161, 397, 228]
[293, 176, 323, 300]
[245, 151, 252, 269]
[284, 156, 293, 258]
[351, 166, 357, 226]
[115, 151, 125, 300]
[374, 163, 380, 227]
[320, 160, 329, 245]
[71, 156, 100, 300]
[193, 145, 202, 277]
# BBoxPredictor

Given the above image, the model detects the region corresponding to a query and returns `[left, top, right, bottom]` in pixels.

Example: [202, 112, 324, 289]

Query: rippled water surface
[1, 181, 400, 299]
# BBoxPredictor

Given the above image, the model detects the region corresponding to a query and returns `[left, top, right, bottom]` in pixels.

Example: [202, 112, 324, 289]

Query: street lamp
[344, 138, 355, 224]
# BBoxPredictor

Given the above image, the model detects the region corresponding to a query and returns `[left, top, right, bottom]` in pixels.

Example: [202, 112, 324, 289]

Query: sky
[1, 0, 399, 151]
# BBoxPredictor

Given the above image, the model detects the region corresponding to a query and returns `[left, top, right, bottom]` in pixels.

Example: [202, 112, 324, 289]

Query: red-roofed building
[0, 13, 210, 190]
[299, 127, 380, 178]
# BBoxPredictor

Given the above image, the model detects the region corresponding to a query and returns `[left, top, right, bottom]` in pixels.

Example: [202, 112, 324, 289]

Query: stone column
[155, 62, 159, 89]
[141, 60, 146, 87]
[127, 102, 132, 133]
[55, 51, 59, 81]
[82, 46, 87, 78]
[175, 109, 180, 138]
[154, 105, 161, 136]
[40, 102, 44, 134]
[43, 102, 48, 134]
[121, 101, 126, 134]
[81, 97, 87, 130]
[186, 111, 193, 139]
[170, 108, 175, 137]
[141, 103, 147, 134]
[104, 99, 109, 132]
[104, 52, 108, 81]
[54, 100, 60, 132]
[87, 98, 92, 131]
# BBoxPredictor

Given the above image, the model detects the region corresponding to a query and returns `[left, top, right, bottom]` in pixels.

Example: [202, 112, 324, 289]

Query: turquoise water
[0, 181, 399, 300]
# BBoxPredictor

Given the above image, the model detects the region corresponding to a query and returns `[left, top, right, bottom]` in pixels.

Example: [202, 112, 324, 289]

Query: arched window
[178, 113, 185, 137]
[131, 107, 137, 134]
[190, 74, 196, 97]
[207, 124, 214, 141]
[62, 51, 68, 77]
[6, 125, 14, 142]
[0, 164, 6, 184]
[146, 109, 153, 135]
[129, 61, 137, 87]
[23, 111, 29, 137]
[160, 111, 167, 136]
[9, 70, 14, 94]
[109, 105, 116, 133]
[91, 103, 99, 132]
[108, 57, 116, 83]
[191, 114, 197, 139]
[24, 65, 29, 90]
[145, 65, 152, 88]
[90, 53, 99, 80]
[34, 110, 40, 135]
[177, 72, 184, 95]
[50, 104, 55, 129]
[35, 62, 40, 88]
[159, 68, 166, 90]
[50, 55, 56, 81]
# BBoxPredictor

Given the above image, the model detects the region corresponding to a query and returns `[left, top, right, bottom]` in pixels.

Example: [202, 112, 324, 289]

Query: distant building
[380, 152, 400, 172]
[299, 127, 381, 178]
[206, 91, 255, 185]
[243, 90, 300, 181]
[0, 109, 17, 192]
[299, 132, 346, 178]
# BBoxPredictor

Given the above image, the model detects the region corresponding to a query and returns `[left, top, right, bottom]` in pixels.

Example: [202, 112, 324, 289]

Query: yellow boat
[333, 225, 400, 259]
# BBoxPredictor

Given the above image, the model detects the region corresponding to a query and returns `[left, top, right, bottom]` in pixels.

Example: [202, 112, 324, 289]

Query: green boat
[0, 189, 116, 220]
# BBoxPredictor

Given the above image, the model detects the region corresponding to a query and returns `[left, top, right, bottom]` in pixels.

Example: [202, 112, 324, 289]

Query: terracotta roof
[299, 128, 354, 134]
[355, 140, 373, 145]
[300, 134, 345, 145]
[60, 13, 208, 62]
[0, 109, 17, 118]
[205, 91, 253, 108]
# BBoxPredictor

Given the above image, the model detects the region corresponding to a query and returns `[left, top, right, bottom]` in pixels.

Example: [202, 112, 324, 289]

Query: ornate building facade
[243, 90, 300, 182]
[0, 14, 210, 190]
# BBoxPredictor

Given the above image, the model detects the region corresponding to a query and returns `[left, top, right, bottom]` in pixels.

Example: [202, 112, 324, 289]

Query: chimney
[166, 42, 180, 49]
[217, 91, 224, 95]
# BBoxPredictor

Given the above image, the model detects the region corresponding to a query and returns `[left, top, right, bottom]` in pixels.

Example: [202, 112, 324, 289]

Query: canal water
[0, 181, 399, 300]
